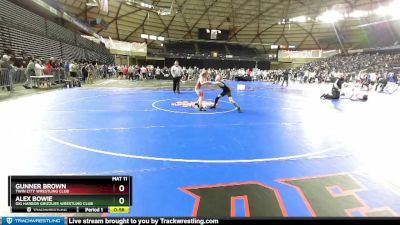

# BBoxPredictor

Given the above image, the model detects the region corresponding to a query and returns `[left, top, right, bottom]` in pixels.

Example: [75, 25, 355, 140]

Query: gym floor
[1, 80, 399, 217]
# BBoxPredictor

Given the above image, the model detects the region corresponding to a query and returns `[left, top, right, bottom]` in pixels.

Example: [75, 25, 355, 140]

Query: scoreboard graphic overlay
[8, 176, 132, 213]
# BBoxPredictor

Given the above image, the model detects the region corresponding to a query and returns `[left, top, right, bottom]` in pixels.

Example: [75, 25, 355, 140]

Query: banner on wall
[105, 38, 147, 56]
[80, 36, 147, 56]
[278, 50, 322, 59]
[278, 49, 340, 60]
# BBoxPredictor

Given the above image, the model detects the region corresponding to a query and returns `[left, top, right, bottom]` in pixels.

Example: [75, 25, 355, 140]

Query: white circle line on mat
[42, 131, 343, 164]
[152, 99, 237, 115]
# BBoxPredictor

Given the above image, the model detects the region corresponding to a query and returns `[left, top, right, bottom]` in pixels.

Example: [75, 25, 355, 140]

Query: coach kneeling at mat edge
[171, 60, 182, 94]
[321, 75, 345, 100]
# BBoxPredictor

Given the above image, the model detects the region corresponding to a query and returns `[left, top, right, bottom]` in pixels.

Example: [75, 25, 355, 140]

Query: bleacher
[0, 0, 113, 65]
[165, 42, 196, 54]
[46, 20, 75, 45]
[62, 43, 85, 61]
[7, 26, 62, 59]
[198, 42, 226, 55]
[227, 44, 257, 57]
[164, 41, 258, 58]
[0, 0, 46, 36]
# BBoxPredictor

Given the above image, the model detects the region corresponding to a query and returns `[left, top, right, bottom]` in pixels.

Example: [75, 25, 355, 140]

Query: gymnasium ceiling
[57, 0, 400, 51]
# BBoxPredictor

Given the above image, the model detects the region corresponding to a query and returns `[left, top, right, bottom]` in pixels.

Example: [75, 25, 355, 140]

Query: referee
[282, 69, 289, 87]
[171, 60, 182, 94]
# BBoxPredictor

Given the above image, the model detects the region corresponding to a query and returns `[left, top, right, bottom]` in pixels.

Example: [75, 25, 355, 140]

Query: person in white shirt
[34, 59, 45, 88]
[187, 67, 194, 80]
[23, 59, 35, 89]
[140, 66, 147, 80]
[170, 60, 182, 94]
[369, 72, 377, 84]
[34, 59, 44, 76]
[155, 66, 161, 79]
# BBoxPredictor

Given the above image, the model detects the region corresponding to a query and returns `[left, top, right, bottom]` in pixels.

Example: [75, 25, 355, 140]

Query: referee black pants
[173, 77, 181, 93]
[282, 78, 288, 86]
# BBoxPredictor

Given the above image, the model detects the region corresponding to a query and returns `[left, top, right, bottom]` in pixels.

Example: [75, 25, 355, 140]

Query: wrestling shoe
[199, 107, 206, 111]
[210, 105, 216, 109]
[236, 107, 242, 113]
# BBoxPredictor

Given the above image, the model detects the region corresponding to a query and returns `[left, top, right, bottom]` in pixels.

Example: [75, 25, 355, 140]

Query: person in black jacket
[321, 76, 345, 100]
[82, 62, 88, 83]
[282, 69, 290, 87]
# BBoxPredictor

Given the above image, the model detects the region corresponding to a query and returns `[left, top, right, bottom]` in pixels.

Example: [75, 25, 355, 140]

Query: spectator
[46, 58, 54, 75]
[0, 54, 12, 69]
[0, 54, 13, 91]
[82, 62, 88, 82]
[86, 63, 95, 84]
[123, 65, 129, 79]
[128, 66, 134, 80]
[70, 61, 78, 79]
[155, 66, 161, 79]
[23, 58, 35, 89]
[162, 66, 170, 78]
[34, 59, 45, 88]
[34, 59, 44, 76]
[64, 60, 70, 79]
[140, 66, 147, 80]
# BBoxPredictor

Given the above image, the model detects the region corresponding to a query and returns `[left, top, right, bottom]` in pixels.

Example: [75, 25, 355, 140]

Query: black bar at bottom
[11, 207, 109, 213]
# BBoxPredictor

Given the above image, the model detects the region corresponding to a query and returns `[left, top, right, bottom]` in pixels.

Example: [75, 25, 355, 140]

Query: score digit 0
[119, 197, 125, 205]
[119, 185, 125, 192]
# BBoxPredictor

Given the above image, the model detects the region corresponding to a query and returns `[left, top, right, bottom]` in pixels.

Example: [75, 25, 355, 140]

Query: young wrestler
[349, 93, 368, 101]
[194, 70, 212, 111]
[210, 74, 241, 112]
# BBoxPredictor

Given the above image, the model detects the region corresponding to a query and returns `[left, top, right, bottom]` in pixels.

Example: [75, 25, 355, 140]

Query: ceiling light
[349, 10, 368, 18]
[374, 1, 400, 19]
[317, 10, 343, 23]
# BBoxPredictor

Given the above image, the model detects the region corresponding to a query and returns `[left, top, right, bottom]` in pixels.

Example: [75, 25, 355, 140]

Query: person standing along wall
[64, 60, 70, 79]
[0, 55, 14, 91]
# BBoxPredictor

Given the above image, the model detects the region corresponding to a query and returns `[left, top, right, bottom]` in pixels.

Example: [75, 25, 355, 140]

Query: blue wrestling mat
[1, 81, 399, 217]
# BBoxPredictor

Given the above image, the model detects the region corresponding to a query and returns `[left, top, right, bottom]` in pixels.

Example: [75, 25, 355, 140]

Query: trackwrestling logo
[2, 217, 64, 225]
